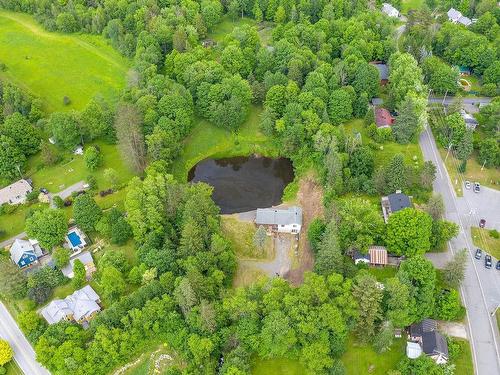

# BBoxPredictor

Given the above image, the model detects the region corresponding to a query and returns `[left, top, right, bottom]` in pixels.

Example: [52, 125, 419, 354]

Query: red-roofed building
[375, 108, 394, 128]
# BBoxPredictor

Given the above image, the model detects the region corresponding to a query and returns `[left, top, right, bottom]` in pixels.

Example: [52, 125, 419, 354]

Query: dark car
[485, 254, 492, 269]
[474, 182, 480, 193]
[496, 260, 500, 270]
[39, 187, 49, 194]
[479, 219, 486, 228]
[475, 248, 482, 259]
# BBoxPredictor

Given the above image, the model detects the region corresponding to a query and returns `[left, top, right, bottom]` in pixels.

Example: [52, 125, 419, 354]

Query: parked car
[39, 187, 49, 194]
[496, 260, 500, 270]
[485, 254, 492, 269]
[473, 182, 480, 193]
[475, 248, 482, 259]
[465, 181, 471, 189]
[479, 219, 486, 228]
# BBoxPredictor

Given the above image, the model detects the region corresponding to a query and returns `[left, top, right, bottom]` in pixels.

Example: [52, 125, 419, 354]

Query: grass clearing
[342, 336, 406, 375]
[222, 215, 273, 260]
[367, 266, 398, 281]
[401, 0, 425, 13]
[0, 202, 48, 242]
[172, 105, 278, 181]
[210, 16, 257, 42]
[438, 148, 499, 196]
[453, 338, 474, 375]
[121, 344, 183, 375]
[471, 226, 500, 259]
[0, 10, 128, 112]
[251, 357, 306, 375]
[232, 263, 268, 288]
[344, 119, 423, 169]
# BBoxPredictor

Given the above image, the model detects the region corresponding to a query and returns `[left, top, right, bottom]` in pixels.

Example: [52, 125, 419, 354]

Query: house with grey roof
[61, 251, 96, 279]
[255, 206, 302, 234]
[447, 8, 472, 26]
[409, 319, 449, 364]
[9, 238, 43, 269]
[0, 179, 32, 206]
[460, 109, 478, 130]
[40, 285, 101, 326]
[381, 3, 400, 18]
[381, 191, 412, 223]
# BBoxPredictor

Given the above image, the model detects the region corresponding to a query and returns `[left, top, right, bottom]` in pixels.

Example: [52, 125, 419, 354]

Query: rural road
[0, 302, 50, 375]
[428, 96, 493, 106]
[419, 126, 500, 375]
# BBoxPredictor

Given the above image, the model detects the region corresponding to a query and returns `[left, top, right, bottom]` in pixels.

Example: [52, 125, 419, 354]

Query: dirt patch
[285, 175, 324, 285]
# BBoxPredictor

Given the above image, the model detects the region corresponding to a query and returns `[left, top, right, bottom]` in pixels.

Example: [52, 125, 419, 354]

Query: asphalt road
[420, 127, 500, 375]
[428, 96, 493, 106]
[0, 302, 50, 375]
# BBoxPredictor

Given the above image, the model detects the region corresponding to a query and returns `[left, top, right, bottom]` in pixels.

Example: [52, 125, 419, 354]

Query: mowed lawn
[471, 227, 500, 259]
[172, 105, 278, 181]
[0, 11, 129, 111]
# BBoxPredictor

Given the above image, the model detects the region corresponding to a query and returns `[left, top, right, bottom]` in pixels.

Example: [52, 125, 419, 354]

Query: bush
[376, 127, 393, 143]
[490, 229, 499, 239]
[0, 366, 6, 374]
[86, 175, 98, 191]
[480, 83, 498, 97]
[63, 96, 71, 105]
[434, 289, 465, 321]
[53, 196, 64, 208]
[26, 190, 39, 203]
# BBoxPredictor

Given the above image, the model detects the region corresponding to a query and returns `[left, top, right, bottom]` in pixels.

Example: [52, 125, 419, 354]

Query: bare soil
[285, 175, 324, 285]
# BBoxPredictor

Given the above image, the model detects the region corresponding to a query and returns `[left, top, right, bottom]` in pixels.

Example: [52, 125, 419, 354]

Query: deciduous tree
[25, 208, 67, 250]
[73, 194, 102, 232]
[386, 208, 433, 256]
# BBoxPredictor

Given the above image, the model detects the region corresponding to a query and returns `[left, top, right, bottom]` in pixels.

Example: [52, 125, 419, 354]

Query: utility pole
[445, 142, 453, 162]
[442, 89, 448, 107]
[481, 160, 486, 171]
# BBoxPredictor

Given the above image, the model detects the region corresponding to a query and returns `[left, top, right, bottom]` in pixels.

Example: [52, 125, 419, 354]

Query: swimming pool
[67, 231, 82, 247]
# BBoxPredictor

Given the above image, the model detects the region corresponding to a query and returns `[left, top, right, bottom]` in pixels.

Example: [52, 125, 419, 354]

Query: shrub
[490, 229, 499, 239]
[26, 190, 40, 203]
[480, 83, 498, 97]
[53, 196, 64, 208]
[63, 96, 71, 105]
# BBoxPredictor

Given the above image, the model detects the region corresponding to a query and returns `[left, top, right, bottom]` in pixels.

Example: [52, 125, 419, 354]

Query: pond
[188, 156, 294, 214]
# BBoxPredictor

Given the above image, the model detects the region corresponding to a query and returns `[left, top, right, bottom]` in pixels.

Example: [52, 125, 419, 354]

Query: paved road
[428, 96, 493, 106]
[420, 126, 500, 375]
[0, 302, 50, 375]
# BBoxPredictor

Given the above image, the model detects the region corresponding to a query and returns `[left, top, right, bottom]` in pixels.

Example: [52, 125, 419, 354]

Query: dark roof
[372, 63, 389, 80]
[353, 250, 370, 261]
[422, 331, 449, 358]
[410, 318, 437, 337]
[387, 193, 411, 212]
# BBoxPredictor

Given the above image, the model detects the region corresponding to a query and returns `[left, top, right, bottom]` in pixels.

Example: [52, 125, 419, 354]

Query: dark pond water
[188, 156, 294, 214]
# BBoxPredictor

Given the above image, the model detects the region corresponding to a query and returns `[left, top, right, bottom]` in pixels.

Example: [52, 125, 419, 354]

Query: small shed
[369, 246, 388, 266]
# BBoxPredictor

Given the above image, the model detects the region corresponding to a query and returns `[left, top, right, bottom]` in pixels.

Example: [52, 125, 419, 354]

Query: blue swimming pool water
[68, 231, 82, 247]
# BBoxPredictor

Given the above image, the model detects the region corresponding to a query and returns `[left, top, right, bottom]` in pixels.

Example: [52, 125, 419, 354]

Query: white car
[465, 181, 471, 189]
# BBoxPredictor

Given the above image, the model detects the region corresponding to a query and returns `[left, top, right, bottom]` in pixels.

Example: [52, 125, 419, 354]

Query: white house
[381, 3, 400, 18]
[255, 206, 302, 234]
[40, 285, 101, 326]
[0, 179, 32, 206]
[447, 8, 472, 26]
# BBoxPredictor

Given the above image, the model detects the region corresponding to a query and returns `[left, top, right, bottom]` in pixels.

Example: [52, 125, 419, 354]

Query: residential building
[0, 179, 32, 206]
[460, 109, 479, 130]
[409, 319, 449, 364]
[368, 246, 388, 266]
[381, 191, 412, 223]
[255, 206, 302, 234]
[381, 3, 400, 17]
[61, 251, 96, 279]
[375, 108, 395, 128]
[447, 8, 472, 26]
[353, 250, 370, 265]
[9, 239, 43, 269]
[370, 62, 389, 85]
[40, 285, 101, 326]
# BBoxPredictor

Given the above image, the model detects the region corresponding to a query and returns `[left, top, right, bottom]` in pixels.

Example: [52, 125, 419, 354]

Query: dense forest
[0, 0, 498, 373]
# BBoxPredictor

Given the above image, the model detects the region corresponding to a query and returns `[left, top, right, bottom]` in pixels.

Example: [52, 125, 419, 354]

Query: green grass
[496, 310, 500, 332]
[401, 0, 424, 13]
[471, 226, 500, 259]
[222, 216, 273, 260]
[344, 119, 423, 168]
[210, 16, 257, 42]
[453, 338, 474, 375]
[172, 105, 278, 181]
[0, 202, 48, 241]
[251, 358, 306, 375]
[4, 360, 23, 375]
[367, 266, 398, 282]
[341, 336, 406, 375]
[0, 10, 129, 112]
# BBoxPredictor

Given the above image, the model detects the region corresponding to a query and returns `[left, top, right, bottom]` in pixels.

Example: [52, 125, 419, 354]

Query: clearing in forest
[0, 11, 129, 112]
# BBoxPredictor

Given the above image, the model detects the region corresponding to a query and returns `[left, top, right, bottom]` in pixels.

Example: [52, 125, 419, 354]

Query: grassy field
[210, 16, 257, 42]
[344, 119, 423, 168]
[0, 11, 128, 112]
[232, 263, 268, 288]
[172, 105, 278, 181]
[222, 215, 274, 260]
[341, 336, 406, 375]
[0, 202, 48, 241]
[453, 338, 474, 375]
[438, 148, 499, 196]
[120, 344, 183, 375]
[401, 0, 425, 13]
[471, 226, 500, 259]
[251, 358, 306, 375]
[367, 266, 398, 281]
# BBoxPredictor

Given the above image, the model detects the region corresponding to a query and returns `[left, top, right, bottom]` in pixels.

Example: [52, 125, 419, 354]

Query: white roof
[9, 239, 36, 264]
[447, 8, 462, 21]
[61, 251, 95, 278]
[381, 3, 399, 17]
[458, 16, 472, 26]
[0, 179, 32, 205]
[256, 206, 302, 226]
[406, 341, 422, 359]
[40, 285, 100, 324]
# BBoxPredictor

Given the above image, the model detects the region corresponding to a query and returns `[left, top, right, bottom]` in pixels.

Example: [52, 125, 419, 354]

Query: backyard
[0, 11, 128, 112]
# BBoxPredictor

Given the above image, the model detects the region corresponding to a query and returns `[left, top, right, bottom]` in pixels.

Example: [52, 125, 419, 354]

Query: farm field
[0, 10, 128, 112]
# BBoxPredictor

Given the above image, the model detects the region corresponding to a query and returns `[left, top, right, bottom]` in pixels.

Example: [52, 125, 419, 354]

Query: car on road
[473, 182, 480, 193]
[485, 254, 492, 269]
[475, 248, 482, 259]
[496, 260, 500, 270]
[479, 219, 486, 228]
[465, 181, 471, 189]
